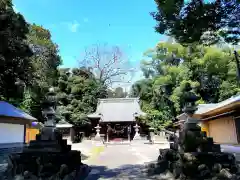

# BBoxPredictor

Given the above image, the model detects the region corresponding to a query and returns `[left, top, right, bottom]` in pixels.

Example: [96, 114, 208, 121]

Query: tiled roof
[88, 98, 146, 122]
[195, 104, 217, 114]
[0, 101, 36, 121]
[195, 95, 240, 115]
[176, 95, 240, 119]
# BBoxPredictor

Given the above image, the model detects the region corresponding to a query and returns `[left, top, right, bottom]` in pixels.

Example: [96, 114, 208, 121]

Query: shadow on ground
[86, 164, 172, 180]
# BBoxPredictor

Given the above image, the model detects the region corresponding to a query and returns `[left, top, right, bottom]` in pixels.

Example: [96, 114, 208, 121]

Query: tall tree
[0, 0, 33, 102]
[27, 24, 62, 89]
[131, 42, 240, 130]
[55, 68, 107, 126]
[79, 43, 134, 86]
[151, 0, 240, 45]
[20, 24, 62, 120]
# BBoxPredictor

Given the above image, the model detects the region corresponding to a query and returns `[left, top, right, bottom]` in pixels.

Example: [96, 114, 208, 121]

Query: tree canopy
[0, 1, 62, 121]
[0, 0, 33, 102]
[79, 43, 135, 86]
[151, 0, 240, 45]
[54, 68, 107, 126]
[131, 42, 240, 130]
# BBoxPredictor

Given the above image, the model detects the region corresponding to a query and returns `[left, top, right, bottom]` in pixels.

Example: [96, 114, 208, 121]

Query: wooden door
[208, 117, 237, 144]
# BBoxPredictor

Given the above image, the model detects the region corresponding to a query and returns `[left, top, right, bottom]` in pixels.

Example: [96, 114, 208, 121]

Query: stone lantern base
[133, 132, 142, 140]
[4, 128, 91, 179]
[94, 133, 102, 141]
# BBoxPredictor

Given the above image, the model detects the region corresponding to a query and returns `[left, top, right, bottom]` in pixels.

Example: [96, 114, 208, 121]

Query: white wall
[0, 123, 24, 144]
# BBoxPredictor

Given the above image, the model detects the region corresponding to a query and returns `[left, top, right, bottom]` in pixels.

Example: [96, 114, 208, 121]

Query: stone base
[155, 148, 239, 179]
[5, 150, 91, 179]
[3, 133, 90, 179]
[104, 141, 131, 146]
[94, 134, 102, 141]
[133, 133, 141, 140]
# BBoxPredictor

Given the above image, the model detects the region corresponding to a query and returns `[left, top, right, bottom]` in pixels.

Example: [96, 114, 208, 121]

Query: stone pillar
[149, 127, 155, 143]
[94, 124, 101, 141]
[106, 125, 110, 143]
[127, 125, 131, 142]
[133, 123, 141, 140]
[70, 127, 75, 142]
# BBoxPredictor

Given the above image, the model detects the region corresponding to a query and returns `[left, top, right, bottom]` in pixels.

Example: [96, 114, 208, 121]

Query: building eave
[195, 95, 240, 117]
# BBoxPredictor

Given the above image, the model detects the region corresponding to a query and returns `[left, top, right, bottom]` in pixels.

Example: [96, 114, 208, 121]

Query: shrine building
[87, 98, 146, 141]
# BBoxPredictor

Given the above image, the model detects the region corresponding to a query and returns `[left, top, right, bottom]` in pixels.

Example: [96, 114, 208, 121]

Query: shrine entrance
[110, 124, 127, 140]
[87, 98, 147, 141]
[101, 122, 134, 142]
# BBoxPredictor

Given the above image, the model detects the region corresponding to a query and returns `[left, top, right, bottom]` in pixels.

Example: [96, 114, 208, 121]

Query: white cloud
[67, 21, 80, 33]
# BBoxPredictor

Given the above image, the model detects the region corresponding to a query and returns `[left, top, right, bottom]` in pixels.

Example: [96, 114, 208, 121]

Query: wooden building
[25, 122, 43, 143]
[87, 98, 146, 141]
[177, 95, 240, 145]
[0, 101, 37, 147]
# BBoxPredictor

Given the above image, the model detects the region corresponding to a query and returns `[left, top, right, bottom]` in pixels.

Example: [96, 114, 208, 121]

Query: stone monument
[149, 83, 240, 179]
[3, 87, 91, 180]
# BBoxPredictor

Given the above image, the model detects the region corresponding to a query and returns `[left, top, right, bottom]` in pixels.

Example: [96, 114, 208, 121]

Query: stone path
[84, 143, 171, 180]
[82, 143, 240, 179]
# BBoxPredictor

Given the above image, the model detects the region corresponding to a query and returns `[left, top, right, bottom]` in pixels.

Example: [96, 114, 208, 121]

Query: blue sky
[12, 0, 166, 84]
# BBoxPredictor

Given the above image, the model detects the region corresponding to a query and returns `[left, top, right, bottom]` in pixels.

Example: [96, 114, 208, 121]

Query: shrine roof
[87, 98, 146, 122]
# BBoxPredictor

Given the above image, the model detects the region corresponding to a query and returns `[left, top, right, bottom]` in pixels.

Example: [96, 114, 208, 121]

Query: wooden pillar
[70, 127, 75, 142]
[106, 124, 110, 142]
[127, 125, 131, 141]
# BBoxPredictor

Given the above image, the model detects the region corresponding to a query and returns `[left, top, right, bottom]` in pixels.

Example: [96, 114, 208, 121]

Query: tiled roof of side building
[88, 98, 146, 122]
[0, 101, 37, 121]
[177, 95, 240, 119]
[195, 95, 240, 115]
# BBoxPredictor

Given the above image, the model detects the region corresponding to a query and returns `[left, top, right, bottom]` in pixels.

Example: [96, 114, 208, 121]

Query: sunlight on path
[86, 146, 105, 164]
[85, 144, 162, 180]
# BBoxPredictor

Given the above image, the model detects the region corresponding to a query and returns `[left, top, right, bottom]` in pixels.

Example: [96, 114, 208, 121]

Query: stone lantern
[94, 124, 101, 141]
[41, 87, 58, 140]
[133, 112, 141, 140]
[154, 83, 240, 179]
[133, 123, 141, 140]
[4, 87, 91, 179]
[148, 127, 155, 143]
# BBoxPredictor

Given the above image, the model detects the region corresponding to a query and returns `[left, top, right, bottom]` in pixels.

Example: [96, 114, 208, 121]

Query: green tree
[0, 0, 33, 102]
[55, 68, 107, 126]
[21, 24, 62, 121]
[131, 42, 240, 129]
[151, 0, 240, 45]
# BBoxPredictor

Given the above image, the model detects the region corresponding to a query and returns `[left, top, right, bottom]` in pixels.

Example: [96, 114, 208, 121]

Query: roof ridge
[99, 98, 139, 103]
[99, 98, 139, 100]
